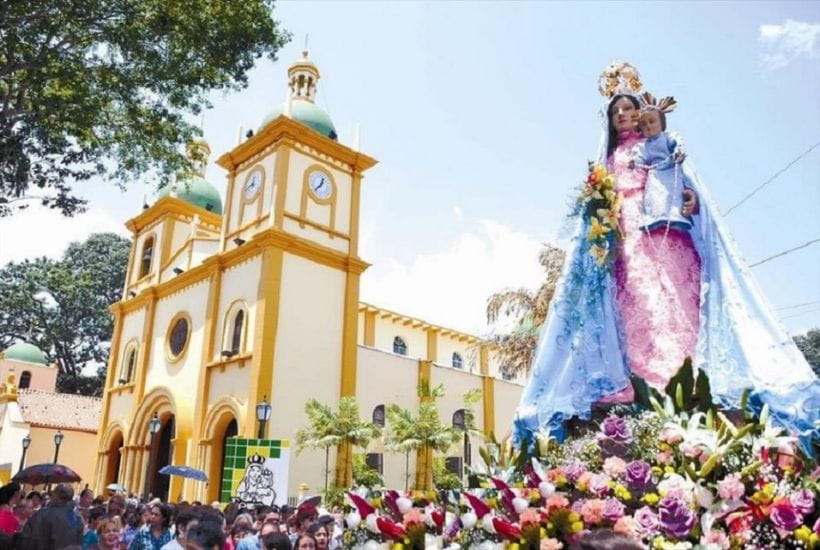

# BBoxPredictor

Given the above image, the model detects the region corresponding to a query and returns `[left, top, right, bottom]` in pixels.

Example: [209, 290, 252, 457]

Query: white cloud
[759, 20, 820, 69]
[360, 219, 549, 335]
[0, 205, 128, 266]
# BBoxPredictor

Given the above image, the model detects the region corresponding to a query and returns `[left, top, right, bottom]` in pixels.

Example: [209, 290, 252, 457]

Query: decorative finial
[287, 47, 320, 103]
[598, 60, 643, 99]
[185, 137, 211, 177]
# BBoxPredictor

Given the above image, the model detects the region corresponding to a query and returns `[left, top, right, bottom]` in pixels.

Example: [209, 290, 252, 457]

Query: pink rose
[770, 500, 803, 532]
[613, 515, 640, 538]
[580, 498, 606, 525]
[602, 498, 626, 523]
[700, 531, 730, 549]
[655, 450, 673, 465]
[716, 473, 745, 502]
[546, 494, 569, 512]
[603, 456, 627, 478]
[589, 473, 612, 497]
[540, 538, 563, 550]
[789, 489, 815, 515]
[660, 427, 683, 444]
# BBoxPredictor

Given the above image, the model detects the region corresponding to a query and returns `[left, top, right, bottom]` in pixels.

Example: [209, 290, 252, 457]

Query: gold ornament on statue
[598, 60, 643, 99]
[639, 91, 678, 114]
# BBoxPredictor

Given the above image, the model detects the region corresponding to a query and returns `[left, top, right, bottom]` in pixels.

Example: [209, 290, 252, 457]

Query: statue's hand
[682, 189, 698, 216]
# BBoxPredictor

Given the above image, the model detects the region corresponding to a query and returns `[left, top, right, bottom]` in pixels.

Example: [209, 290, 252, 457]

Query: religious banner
[220, 438, 290, 506]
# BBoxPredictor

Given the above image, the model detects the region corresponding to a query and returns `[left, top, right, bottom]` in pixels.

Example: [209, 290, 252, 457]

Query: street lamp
[53, 430, 64, 463]
[256, 396, 272, 439]
[19, 434, 31, 472]
[143, 413, 162, 500]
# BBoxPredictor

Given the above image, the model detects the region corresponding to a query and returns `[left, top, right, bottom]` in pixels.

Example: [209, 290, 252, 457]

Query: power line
[724, 140, 820, 217]
[780, 306, 820, 321]
[776, 300, 820, 311]
[749, 237, 820, 268]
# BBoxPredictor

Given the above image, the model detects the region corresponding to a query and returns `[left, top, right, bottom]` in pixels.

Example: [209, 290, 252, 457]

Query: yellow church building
[91, 51, 525, 503]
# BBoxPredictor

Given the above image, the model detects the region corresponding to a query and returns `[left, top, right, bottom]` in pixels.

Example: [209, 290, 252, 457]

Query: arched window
[123, 347, 137, 383]
[452, 352, 463, 369]
[230, 310, 244, 354]
[452, 409, 466, 430]
[392, 336, 407, 356]
[372, 405, 385, 427]
[139, 237, 154, 278]
[18, 371, 31, 389]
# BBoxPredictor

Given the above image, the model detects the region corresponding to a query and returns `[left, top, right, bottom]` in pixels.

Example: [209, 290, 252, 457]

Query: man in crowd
[161, 508, 199, 550]
[17, 484, 83, 549]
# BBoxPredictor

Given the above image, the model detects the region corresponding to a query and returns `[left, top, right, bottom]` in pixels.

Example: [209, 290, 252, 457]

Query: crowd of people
[0, 482, 340, 550]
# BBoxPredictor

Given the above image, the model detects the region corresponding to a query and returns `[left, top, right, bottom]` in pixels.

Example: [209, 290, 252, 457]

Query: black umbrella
[12, 463, 81, 485]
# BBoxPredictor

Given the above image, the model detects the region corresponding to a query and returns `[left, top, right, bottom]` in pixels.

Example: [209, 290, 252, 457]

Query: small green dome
[260, 100, 337, 140]
[3, 342, 48, 366]
[159, 175, 223, 214]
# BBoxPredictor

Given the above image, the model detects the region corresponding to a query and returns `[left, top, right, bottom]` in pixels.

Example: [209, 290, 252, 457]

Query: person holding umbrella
[17, 484, 83, 549]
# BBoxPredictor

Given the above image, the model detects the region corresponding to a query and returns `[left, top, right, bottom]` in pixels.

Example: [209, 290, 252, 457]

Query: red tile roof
[17, 389, 102, 433]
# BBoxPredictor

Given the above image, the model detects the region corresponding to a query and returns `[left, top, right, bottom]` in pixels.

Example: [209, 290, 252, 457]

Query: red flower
[377, 516, 408, 541]
[431, 509, 445, 531]
[492, 517, 523, 541]
[346, 493, 376, 518]
[464, 493, 492, 519]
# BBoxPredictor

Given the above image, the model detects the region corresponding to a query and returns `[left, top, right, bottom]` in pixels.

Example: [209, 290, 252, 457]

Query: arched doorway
[148, 415, 175, 501]
[104, 432, 124, 488]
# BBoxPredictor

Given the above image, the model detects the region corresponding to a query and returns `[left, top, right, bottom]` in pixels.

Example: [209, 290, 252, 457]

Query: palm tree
[486, 244, 565, 377]
[385, 383, 481, 490]
[295, 396, 382, 492]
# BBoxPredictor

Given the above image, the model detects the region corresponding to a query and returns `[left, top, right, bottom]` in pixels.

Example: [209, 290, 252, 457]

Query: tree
[352, 454, 383, 489]
[485, 244, 565, 376]
[0, 233, 130, 395]
[794, 328, 820, 378]
[385, 383, 480, 491]
[0, 0, 290, 216]
[294, 397, 382, 492]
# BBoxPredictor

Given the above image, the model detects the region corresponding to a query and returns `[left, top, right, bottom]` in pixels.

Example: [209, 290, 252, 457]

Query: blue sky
[1, 1, 818, 335]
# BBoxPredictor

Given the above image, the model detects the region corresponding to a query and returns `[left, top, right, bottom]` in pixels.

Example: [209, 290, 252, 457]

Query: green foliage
[630, 357, 714, 416]
[352, 454, 383, 489]
[432, 457, 462, 491]
[0, 0, 290, 215]
[0, 233, 130, 395]
[794, 328, 820, 377]
[295, 397, 382, 489]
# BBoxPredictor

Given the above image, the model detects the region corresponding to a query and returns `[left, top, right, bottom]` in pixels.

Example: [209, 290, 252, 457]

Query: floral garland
[580, 162, 623, 269]
[338, 397, 819, 549]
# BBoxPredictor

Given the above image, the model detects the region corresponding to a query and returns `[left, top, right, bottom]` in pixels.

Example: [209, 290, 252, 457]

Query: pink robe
[609, 130, 701, 393]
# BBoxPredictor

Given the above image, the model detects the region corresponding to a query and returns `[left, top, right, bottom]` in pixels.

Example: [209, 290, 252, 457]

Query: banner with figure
[220, 438, 290, 505]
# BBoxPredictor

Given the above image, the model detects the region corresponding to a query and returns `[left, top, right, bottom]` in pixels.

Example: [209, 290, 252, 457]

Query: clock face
[245, 171, 262, 199]
[309, 170, 332, 200]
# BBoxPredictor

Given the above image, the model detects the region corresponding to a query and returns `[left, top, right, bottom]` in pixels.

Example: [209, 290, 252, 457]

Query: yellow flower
[571, 521, 584, 533]
[664, 466, 675, 474]
[794, 526, 811, 544]
[589, 244, 608, 267]
[642, 493, 659, 505]
[614, 485, 632, 501]
[568, 512, 581, 523]
[587, 217, 612, 241]
[651, 466, 663, 476]
[597, 208, 619, 228]
[593, 164, 607, 181]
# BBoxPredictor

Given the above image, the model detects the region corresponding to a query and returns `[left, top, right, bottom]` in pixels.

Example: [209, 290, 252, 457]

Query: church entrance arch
[149, 415, 175, 501]
[202, 398, 243, 503]
[104, 431, 124, 489]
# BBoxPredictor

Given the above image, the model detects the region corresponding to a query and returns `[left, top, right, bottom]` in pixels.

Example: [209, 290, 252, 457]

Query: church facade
[92, 52, 524, 502]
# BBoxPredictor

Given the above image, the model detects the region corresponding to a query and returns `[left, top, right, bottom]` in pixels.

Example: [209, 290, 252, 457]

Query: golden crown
[598, 60, 643, 99]
[639, 92, 678, 114]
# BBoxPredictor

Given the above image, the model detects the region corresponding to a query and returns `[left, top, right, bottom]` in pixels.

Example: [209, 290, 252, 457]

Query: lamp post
[143, 413, 162, 500]
[19, 434, 31, 472]
[256, 396, 272, 439]
[53, 430, 64, 463]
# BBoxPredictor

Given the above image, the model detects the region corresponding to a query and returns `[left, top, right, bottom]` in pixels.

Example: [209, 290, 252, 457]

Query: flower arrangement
[337, 363, 819, 549]
[580, 162, 623, 268]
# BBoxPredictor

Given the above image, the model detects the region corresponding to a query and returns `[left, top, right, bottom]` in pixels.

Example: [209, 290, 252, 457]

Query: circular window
[167, 315, 190, 360]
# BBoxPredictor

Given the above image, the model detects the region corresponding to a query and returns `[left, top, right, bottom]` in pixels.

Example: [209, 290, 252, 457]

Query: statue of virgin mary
[514, 61, 819, 454]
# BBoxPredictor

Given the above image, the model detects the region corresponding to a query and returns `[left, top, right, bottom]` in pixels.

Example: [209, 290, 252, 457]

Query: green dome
[260, 100, 337, 140]
[159, 175, 223, 214]
[3, 342, 48, 366]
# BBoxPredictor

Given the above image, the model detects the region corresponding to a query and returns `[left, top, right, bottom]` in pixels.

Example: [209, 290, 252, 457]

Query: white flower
[362, 541, 382, 550]
[396, 497, 413, 514]
[482, 514, 496, 534]
[365, 513, 379, 533]
[345, 511, 361, 530]
[461, 511, 477, 530]
[694, 485, 714, 509]
[424, 534, 443, 550]
[538, 481, 556, 498]
[423, 505, 436, 528]
[512, 497, 529, 514]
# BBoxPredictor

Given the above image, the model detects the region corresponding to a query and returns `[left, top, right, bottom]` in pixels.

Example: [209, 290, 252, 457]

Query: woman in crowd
[121, 507, 146, 547]
[95, 516, 124, 550]
[129, 503, 172, 550]
[305, 525, 327, 550]
[293, 534, 316, 550]
[0, 483, 21, 535]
